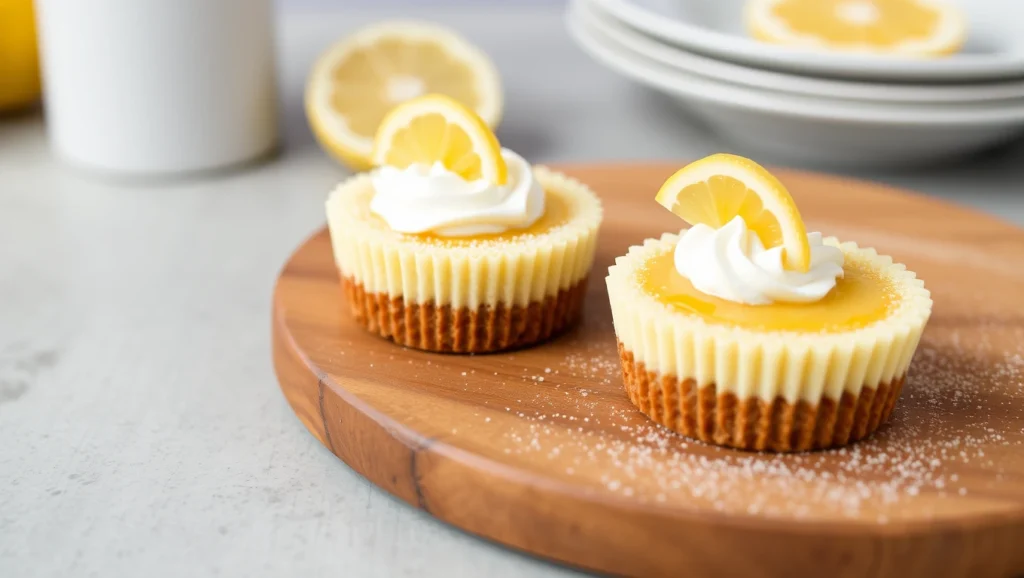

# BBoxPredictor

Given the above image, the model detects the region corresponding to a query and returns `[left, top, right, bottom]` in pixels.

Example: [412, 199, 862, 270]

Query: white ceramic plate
[579, 0, 1024, 104]
[589, 0, 1024, 82]
[567, 5, 1024, 167]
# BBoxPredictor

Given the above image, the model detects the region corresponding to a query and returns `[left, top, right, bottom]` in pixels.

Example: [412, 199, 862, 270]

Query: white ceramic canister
[34, 0, 279, 175]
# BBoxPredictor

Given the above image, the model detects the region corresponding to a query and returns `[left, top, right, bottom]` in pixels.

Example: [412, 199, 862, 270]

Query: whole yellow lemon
[0, 0, 42, 112]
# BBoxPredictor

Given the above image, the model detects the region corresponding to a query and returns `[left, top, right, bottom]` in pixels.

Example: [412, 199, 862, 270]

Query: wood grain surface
[273, 163, 1024, 578]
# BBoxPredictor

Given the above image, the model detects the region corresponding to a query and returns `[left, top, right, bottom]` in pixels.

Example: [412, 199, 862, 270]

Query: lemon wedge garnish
[655, 154, 811, 272]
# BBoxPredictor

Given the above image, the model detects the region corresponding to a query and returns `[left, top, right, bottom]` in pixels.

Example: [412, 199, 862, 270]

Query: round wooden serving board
[273, 163, 1024, 578]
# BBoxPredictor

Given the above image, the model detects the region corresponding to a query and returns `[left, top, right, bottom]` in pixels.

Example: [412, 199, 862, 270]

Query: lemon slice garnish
[655, 154, 811, 272]
[373, 93, 507, 185]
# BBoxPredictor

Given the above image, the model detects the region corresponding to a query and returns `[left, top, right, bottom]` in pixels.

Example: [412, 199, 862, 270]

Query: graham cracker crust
[342, 277, 589, 353]
[618, 343, 905, 452]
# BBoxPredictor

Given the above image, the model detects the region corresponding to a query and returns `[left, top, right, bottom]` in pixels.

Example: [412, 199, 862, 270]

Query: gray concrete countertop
[3, 5, 1024, 578]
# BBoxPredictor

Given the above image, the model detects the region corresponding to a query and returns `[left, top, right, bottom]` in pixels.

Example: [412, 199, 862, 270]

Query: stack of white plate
[567, 0, 1024, 167]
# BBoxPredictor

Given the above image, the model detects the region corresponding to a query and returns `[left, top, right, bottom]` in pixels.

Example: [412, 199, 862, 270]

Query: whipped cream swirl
[674, 216, 844, 305]
[370, 148, 544, 237]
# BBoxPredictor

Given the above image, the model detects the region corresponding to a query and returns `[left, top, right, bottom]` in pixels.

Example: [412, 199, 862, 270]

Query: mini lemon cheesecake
[327, 94, 602, 353]
[607, 154, 932, 452]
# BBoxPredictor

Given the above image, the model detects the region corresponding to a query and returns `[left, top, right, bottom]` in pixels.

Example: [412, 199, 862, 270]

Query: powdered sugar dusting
[319, 290, 1024, 526]
[489, 330, 1024, 524]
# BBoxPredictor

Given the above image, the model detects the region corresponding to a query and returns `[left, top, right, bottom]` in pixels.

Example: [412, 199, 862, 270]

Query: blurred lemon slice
[655, 154, 811, 273]
[306, 21, 503, 171]
[0, 0, 42, 112]
[373, 94, 507, 185]
[746, 0, 965, 56]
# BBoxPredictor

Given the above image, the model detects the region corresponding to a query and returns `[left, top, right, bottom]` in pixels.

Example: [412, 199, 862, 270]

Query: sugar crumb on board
[488, 332, 1024, 523]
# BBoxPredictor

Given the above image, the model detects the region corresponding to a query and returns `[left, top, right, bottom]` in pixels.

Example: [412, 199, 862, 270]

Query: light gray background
[3, 3, 1024, 578]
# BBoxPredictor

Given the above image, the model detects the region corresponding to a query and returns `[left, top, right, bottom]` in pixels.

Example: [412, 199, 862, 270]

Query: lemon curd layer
[369, 187, 574, 246]
[639, 250, 896, 332]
